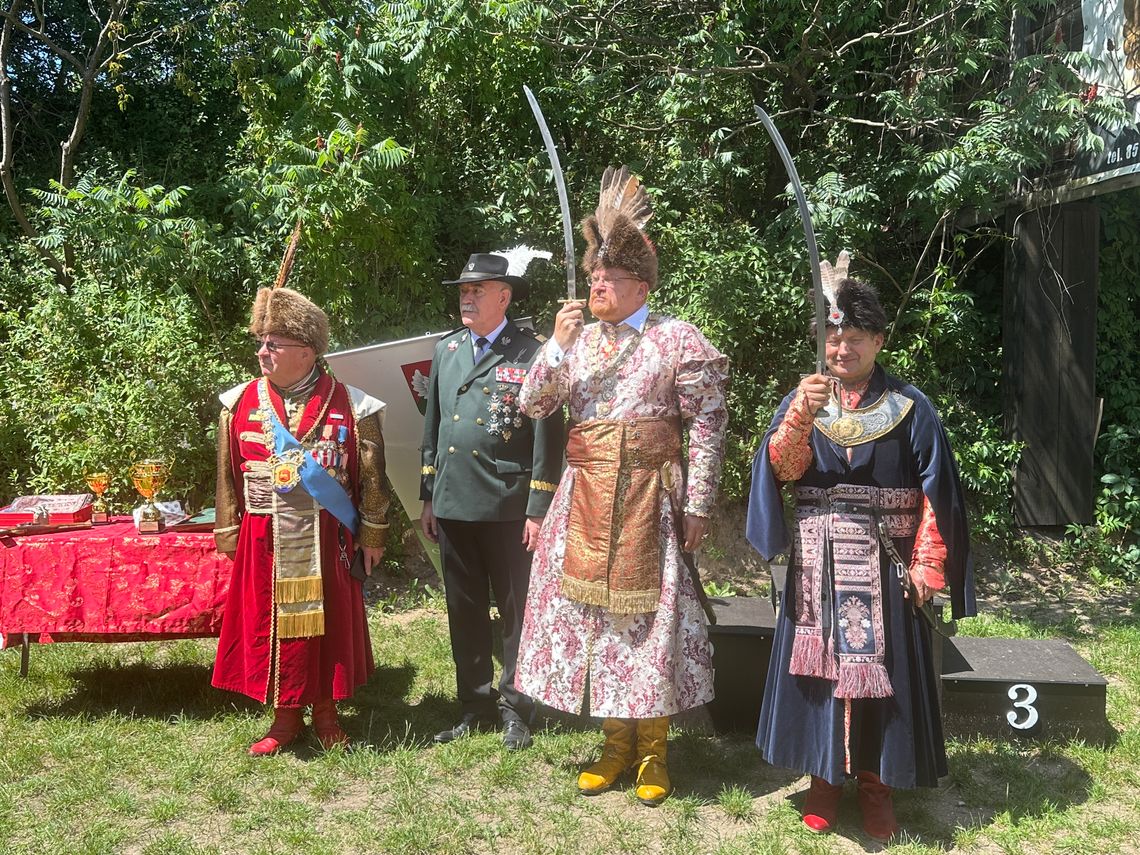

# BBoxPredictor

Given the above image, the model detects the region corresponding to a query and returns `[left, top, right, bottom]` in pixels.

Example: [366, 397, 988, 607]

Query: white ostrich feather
[819, 250, 852, 329]
[492, 244, 552, 278]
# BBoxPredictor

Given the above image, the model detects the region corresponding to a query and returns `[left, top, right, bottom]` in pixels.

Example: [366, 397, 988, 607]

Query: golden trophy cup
[129, 459, 170, 534]
[84, 471, 111, 524]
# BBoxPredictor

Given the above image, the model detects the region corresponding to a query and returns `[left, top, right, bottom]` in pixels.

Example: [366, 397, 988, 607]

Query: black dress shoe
[433, 714, 493, 744]
[502, 719, 532, 751]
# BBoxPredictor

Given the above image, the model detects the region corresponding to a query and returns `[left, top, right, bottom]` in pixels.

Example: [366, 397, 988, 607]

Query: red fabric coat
[211, 373, 374, 706]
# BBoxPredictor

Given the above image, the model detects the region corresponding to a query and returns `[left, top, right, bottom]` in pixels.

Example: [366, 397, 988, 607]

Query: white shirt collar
[472, 316, 509, 353]
[614, 302, 650, 334]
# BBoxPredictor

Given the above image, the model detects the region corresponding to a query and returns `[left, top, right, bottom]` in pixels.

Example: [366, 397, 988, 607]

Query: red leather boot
[856, 771, 899, 841]
[312, 698, 349, 749]
[248, 706, 303, 756]
[802, 775, 844, 833]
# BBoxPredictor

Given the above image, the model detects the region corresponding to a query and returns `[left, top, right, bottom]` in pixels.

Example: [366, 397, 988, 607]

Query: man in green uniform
[420, 250, 564, 750]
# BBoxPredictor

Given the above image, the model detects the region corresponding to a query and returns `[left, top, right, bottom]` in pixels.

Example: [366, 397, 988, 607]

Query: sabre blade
[523, 85, 577, 301]
[754, 105, 826, 374]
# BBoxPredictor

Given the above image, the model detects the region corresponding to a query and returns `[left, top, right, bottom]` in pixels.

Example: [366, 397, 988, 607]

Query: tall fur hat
[833, 278, 887, 334]
[248, 287, 330, 354]
[581, 165, 658, 289]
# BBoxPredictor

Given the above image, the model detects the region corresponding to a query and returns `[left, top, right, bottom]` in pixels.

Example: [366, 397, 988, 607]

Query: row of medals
[266, 419, 351, 493]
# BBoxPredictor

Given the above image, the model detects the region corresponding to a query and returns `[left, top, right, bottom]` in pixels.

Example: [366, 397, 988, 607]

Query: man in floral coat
[516, 166, 729, 805]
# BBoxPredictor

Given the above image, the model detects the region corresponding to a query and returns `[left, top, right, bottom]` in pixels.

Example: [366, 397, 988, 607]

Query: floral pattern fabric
[515, 315, 729, 717]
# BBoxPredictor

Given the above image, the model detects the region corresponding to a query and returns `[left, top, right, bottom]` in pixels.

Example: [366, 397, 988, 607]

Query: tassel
[606, 588, 661, 615]
[789, 632, 828, 678]
[560, 575, 611, 608]
[834, 663, 894, 699]
[277, 608, 325, 639]
[275, 575, 324, 604]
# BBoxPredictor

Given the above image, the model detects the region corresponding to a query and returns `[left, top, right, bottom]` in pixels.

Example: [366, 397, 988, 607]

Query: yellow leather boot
[577, 717, 636, 795]
[634, 715, 672, 806]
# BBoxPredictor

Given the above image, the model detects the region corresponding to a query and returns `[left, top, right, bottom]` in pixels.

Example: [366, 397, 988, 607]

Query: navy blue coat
[745, 365, 974, 789]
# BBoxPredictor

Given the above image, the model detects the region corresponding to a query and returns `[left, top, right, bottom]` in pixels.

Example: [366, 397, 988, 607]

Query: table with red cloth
[0, 519, 231, 669]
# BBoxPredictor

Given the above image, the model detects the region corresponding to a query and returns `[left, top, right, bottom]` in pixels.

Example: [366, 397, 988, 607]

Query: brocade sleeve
[910, 495, 948, 591]
[356, 412, 390, 549]
[768, 391, 815, 483]
[519, 339, 573, 419]
[675, 325, 730, 518]
[214, 408, 242, 555]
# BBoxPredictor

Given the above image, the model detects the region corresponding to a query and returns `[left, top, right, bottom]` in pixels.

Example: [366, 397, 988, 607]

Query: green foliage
[0, 0, 1135, 574]
[0, 271, 242, 508]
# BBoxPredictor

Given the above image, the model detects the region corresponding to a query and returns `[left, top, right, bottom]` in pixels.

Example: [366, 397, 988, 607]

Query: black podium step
[941, 636, 1109, 743]
[705, 596, 1109, 744]
[706, 595, 776, 734]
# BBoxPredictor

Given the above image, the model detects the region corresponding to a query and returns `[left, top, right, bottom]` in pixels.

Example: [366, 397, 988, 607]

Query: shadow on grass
[344, 677, 464, 750]
[742, 741, 1098, 853]
[23, 661, 262, 719]
[824, 743, 1096, 852]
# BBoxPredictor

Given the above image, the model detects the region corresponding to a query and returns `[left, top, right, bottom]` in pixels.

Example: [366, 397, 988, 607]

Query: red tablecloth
[0, 518, 231, 646]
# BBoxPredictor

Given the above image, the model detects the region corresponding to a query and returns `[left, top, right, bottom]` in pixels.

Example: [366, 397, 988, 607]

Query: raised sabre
[523, 85, 577, 301]
[754, 105, 826, 374]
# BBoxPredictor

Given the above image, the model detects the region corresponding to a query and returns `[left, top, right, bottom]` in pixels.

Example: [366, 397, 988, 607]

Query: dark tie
[475, 336, 490, 360]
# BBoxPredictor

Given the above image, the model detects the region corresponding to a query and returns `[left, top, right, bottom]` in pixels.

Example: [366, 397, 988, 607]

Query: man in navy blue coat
[746, 274, 974, 841]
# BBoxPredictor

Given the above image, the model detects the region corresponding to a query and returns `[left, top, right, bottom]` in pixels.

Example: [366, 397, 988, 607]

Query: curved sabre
[754, 105, 826, 372]
[524, 85, 577, 300]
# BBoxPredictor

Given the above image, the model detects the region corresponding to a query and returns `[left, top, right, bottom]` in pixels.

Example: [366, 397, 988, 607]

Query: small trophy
[130, 459, 170, 534]
[84, 471, 111, 524]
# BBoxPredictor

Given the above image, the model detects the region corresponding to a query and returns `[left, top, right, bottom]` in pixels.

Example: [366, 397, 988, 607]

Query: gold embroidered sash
[562, 417, 681, 614]
[244, 465, 325, 639]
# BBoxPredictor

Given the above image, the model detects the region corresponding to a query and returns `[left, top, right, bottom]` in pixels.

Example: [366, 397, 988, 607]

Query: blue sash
[266, 407, 359, 534]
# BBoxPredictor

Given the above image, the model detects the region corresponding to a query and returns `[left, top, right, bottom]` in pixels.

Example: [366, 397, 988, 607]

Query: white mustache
[461, 303, 477, 312]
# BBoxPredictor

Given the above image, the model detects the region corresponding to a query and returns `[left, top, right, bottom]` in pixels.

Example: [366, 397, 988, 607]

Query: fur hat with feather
[249, 287, 330, 355]
[582, 165, 658, 289]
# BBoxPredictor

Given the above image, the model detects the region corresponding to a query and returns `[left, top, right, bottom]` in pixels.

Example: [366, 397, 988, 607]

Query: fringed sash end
[789, 632, 839, 679]
[561, 575, 611, 608]
[277, 608, 325, 639]
[275, 575, 324, 604]
[606, 587, 660, 615]
[833, 662, 893, 699]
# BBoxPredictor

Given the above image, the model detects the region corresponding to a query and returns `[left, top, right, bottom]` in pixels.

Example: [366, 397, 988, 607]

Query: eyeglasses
[589, 274, 641, 287]
[256, 338, 308, 353]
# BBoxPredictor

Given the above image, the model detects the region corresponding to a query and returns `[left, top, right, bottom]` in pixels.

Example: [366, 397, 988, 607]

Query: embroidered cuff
[546, 339, 565, 367]
[769, 391, 815, 482]
[914, 562, 946, 592]
[530, 479, 558, 492]
[421, 465, 436, 475]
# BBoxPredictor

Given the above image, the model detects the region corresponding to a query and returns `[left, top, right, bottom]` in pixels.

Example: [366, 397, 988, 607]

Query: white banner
[326, 330, 445, 576]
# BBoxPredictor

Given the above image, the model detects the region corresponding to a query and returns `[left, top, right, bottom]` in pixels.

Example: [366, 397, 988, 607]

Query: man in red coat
[213, 287, 389, 755]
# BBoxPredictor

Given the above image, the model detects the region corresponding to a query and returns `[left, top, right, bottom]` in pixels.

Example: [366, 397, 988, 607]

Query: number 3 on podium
[1006, 683, 1040, 730]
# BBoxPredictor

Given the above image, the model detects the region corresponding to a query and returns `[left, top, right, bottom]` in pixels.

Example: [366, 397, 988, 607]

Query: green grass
[0, 602, 1137, 853]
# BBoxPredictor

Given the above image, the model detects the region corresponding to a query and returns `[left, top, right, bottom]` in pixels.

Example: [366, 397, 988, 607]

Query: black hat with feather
[582, 165, 658, 289]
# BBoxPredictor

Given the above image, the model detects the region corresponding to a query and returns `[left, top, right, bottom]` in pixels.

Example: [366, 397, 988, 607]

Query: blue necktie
[475, 336, 490, 360]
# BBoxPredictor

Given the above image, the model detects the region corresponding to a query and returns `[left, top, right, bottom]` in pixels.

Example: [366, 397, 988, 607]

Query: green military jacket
[420, 318, 564, 521]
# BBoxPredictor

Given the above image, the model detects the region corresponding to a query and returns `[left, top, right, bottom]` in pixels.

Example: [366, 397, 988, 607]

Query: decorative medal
[314, 424, 337, 469]
[830, 415, 865, 441]
[272, 449, 306, 493]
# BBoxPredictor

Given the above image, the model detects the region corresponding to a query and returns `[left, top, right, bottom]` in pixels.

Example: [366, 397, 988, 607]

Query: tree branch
[0, 9, 84, 72]
[0, 0, 68, 286]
